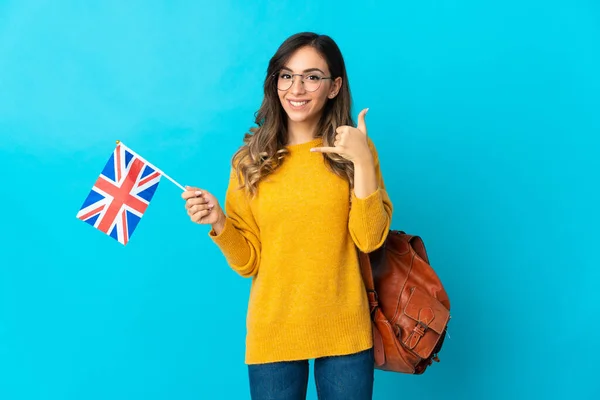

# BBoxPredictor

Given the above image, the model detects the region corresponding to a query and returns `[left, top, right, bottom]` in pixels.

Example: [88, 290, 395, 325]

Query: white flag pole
[116, 140, 186, 191]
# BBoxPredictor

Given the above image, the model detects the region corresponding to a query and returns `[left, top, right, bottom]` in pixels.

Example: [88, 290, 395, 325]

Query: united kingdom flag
[76, 143, 162, 245]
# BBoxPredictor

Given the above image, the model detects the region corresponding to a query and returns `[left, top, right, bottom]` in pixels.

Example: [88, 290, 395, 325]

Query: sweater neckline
[285, 137, 323, 152]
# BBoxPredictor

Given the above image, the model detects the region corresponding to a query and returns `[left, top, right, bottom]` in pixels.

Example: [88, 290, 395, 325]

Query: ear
[328, 77, 343, 99]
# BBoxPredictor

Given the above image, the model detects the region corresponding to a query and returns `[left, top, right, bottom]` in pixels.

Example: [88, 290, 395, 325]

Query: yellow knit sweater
[209, 137, 393, 364]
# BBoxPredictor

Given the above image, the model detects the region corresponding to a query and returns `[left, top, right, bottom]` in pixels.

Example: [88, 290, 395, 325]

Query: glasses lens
[277, 73, 292, 91]
[303, 75, 322, 92]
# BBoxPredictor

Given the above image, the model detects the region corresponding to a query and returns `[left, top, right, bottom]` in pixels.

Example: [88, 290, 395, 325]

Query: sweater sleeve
[208, 167, 261, 278]
[348, 138, 393, 253]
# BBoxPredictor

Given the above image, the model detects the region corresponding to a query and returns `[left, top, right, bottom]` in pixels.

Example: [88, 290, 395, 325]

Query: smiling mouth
[288, 100, 310, 107]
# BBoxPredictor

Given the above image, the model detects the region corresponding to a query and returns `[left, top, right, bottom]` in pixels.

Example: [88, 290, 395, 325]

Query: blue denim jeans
[248, 347, 374, 400]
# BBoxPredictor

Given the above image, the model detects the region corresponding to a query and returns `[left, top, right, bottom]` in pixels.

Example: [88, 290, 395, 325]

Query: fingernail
[365, 108, 369, 114]
[195, 191, 202, 196]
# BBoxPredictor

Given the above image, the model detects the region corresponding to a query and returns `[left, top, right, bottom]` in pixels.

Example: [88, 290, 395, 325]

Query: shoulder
[230, 147, 249, 178]
[366, 136, 376, 151]
[366, 136, 380, 160]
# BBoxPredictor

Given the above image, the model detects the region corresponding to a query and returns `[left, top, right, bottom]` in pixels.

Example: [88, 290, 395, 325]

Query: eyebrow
[280, 67, 326, 74]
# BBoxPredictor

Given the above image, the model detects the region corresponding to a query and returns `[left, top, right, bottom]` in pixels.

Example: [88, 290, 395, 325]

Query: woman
[182, 32, 393, 400]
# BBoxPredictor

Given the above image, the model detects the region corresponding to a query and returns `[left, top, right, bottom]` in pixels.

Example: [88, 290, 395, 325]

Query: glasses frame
[273, 71, 333, 92]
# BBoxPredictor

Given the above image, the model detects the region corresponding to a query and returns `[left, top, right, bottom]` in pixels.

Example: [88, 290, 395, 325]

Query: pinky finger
[192, 209, 210, 223]
[310, 146, 340, 154]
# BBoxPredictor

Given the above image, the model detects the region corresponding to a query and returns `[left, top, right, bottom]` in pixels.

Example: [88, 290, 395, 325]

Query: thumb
[357, 108, 369, 134]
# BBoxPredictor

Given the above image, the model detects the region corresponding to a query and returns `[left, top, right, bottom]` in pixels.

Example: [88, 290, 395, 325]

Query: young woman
[182, 32, 393, 400]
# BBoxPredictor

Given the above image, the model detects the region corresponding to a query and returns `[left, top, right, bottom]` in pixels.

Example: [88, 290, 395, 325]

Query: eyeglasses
[275, 71, 333, 92]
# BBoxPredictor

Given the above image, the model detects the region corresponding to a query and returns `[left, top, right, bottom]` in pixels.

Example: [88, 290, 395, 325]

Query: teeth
[290, 100, 307, 107]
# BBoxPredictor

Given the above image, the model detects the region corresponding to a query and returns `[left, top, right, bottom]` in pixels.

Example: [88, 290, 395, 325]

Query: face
[276, 46, 342, 125]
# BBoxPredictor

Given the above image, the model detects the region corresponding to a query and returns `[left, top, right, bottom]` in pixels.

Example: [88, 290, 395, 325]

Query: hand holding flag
[181, 186, 226, 231]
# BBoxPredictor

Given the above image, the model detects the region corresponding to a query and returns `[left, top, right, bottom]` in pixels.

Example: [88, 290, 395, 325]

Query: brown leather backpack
[358, 230, 451, 374]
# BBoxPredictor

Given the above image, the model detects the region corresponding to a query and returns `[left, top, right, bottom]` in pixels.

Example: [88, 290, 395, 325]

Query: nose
[290, 75, 305, 95]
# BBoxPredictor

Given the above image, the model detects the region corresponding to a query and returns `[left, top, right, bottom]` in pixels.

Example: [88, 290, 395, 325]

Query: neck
[286, 117, 320, 145]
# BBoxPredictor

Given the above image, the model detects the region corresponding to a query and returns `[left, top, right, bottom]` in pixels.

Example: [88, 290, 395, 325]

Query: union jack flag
[76, 143, 162, 245]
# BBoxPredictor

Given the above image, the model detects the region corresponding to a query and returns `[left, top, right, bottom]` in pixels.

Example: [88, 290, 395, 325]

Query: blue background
[1, 1, 598, 399]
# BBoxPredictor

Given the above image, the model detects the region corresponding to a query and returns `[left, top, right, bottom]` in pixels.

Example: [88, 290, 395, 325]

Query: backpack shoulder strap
[357, 250, 379, 313]
[358, 251, 374, 290]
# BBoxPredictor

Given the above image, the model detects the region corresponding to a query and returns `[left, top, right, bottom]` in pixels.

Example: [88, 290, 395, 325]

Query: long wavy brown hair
[232, 32, 356, 197]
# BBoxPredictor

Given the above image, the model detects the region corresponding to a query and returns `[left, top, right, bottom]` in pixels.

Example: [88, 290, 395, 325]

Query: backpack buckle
[366, 290, 379, 315]
[406, 320, 429, 350]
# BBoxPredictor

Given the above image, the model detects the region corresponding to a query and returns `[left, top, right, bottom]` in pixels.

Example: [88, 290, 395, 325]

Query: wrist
[353, 151, 374, 168]
[212, 211, 227, 234]
[352, 151, 378, 199]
